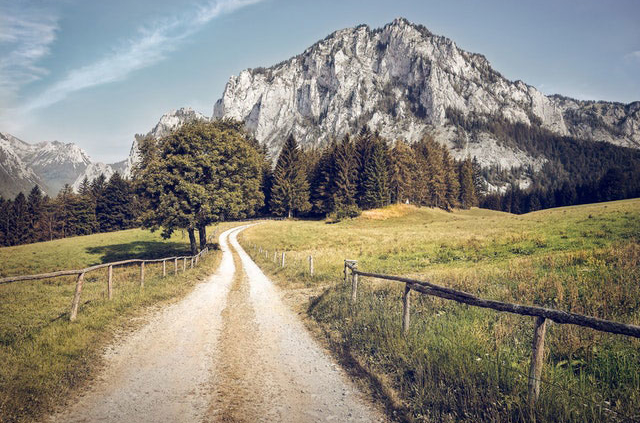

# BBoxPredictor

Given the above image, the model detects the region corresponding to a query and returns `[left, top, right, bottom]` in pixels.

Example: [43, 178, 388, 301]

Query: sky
[1, 0, 639, 163]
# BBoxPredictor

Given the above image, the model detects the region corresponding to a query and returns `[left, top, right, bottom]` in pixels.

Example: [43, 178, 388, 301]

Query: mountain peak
[213, 17, 639, 180]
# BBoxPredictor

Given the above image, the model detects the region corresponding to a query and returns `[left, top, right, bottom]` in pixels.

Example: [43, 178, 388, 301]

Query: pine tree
[78, 177, 91, 197]
[389, 140, 417, 204]
[360, 137, 391, 209]
[413, 135, 446, 208]
[471, 156, 486, 198]
[55, 185, 97, 236]
[96, 172, 135, 232]
[443, 149, 460, 210]
[459, 157, 477, 209]
[354, 126, 376, 207]
[91, 173, 107, 199]
[270, 135, 311, 218]
[332, 135, 359, 218]
[27, 185, 44, 243]
[310, 140, 337, 216]
[0, 196, 9, 246]
[13, 192, 28, 245]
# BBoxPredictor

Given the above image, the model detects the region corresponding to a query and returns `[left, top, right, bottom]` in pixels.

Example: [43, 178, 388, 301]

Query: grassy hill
[239, 199, 640, 422]
[0, 224, 236, 423]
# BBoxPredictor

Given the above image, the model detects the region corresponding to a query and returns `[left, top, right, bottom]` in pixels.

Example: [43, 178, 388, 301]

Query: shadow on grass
[86, 241, 191, 264]
[307, 286, 410, 422]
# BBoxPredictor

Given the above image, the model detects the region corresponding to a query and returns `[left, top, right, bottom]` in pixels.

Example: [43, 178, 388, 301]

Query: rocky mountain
[72, 107, 207, 185]
[213, 18, 639, 187]
[0, 132, 46, 198]
[20, 140, 91, 194]
[121, 107, 207, 179]
[0, 132, 94, 197]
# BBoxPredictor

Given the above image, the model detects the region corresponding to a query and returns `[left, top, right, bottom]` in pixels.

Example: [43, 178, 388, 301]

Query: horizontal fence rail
[0, 244, 212, 321]
[343, 259, 640, 413]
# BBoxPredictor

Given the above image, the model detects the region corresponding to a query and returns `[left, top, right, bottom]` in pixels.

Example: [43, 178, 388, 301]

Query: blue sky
[1, 0, 639, 163]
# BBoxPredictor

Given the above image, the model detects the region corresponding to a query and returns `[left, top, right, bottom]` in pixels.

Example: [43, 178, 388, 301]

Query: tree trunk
[188, 228, 197, 255]
[198, 226, 207, 250]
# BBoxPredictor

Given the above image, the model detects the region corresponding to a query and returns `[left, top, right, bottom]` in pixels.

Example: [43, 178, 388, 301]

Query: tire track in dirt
[217, 227, 386, 422]
[44, 227, 240, 423]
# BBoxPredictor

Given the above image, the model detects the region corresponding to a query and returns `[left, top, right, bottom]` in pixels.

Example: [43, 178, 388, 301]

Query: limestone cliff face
[213, 18, 639, 174]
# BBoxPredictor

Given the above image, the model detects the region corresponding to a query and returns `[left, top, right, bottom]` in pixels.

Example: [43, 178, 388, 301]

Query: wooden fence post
[107, 265, 113, 300]
[190, 257, 194, 269]
[183, 258, 186, 272]
[281, 252, 286, 267]
[69, 272, 85, 321]
[351, 262, 358, 303]
[344, 260, 347, 283]
[162, 260, 166, 277]
[402, 284, 411, 335]
[309, 255, 314, 276]
[140, 262, 145, 287]
[195, 255, 199, 266]
[174, 258, 178, 275]
[528, 316, 548, 411]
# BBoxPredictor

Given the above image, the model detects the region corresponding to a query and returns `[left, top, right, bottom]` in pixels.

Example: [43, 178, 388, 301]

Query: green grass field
[239, 199, 640, 422]
[0, 224, 237, 423]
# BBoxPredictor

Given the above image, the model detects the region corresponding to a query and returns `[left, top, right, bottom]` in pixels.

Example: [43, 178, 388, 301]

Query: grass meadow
[239, 199, 640, 422]
[0, 223, 238, 423]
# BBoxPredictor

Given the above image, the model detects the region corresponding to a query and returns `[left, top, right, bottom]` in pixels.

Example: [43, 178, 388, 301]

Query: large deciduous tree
[136, 119, 264, 254]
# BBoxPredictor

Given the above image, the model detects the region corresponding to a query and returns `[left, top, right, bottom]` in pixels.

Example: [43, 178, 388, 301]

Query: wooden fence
[343, 260, 640, 412]
[0, 246, 211, 321]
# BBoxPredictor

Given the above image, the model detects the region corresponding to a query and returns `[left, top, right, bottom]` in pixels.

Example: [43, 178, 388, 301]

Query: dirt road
[47, 225, 385, 423]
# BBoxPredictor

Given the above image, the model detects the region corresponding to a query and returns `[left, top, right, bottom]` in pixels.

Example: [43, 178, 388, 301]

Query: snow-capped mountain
[20, 140, 91, 195]
[0, 132, 47, 198]
[213, 18, 639, 172]
[1, 132, 95, 197]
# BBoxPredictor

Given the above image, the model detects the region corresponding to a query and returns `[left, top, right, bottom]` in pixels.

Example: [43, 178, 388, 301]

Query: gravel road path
[46, 225, 385, 423]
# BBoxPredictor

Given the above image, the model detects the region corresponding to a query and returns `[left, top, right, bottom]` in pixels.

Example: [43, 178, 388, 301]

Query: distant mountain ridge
[2, 18, 639, 197]
[0, 132, 92, 197]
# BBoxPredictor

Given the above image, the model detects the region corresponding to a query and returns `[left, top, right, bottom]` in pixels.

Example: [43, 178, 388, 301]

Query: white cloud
[0, 3, 59, 106]
[18, 0, 263, 113]
[624, 50, 640, 62]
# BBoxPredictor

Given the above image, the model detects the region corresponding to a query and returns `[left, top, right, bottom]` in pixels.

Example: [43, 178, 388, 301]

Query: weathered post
[183, 258, 186, 272]
[174, 258, 178, 275]
[308, 255, 314, 276]
[162, 260, 166, 277]
[140, 262, 145, 287]
[195, 255, 199, 266]
[528, 316, 548, 411]
[281, 252, 286, 267]
[402, 284, 411, 335]
[350, 261, 358, 303]
[107, 265, 113, 300]
[190, 257, 194, 269]
[69, 272, 85, 321]
[344, 260, 347, 283]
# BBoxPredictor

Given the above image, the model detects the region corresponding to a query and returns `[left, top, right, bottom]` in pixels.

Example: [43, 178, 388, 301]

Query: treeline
[267, 126, 480, 220]
[481, 167, 640, 214]
[0, 173, 138, 247]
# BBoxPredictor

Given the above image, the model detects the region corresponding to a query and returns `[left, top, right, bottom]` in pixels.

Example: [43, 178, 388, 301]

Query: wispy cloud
[0, 3, 59, 105]
[18, 0, 262, 113]
[624, 50, 640, 62]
